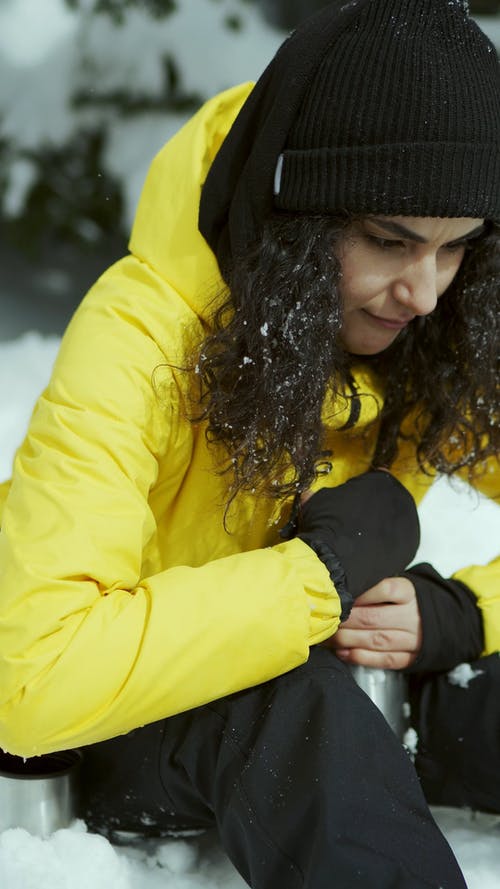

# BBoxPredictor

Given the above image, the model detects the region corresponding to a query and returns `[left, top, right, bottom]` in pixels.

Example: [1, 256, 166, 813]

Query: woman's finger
[334, 647, 417, 670]
[341, 596, 420, 633]
[332, 626, 419, 653]
[340, 603, 414, 632]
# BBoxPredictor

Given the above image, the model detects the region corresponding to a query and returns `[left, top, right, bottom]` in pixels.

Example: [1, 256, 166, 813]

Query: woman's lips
[361, 310, 413, 330]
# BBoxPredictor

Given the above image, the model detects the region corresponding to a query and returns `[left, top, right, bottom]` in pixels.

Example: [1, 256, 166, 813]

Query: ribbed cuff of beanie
[274, 144, 500, 219]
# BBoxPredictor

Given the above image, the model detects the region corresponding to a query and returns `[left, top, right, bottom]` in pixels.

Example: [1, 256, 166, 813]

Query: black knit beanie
[199, 0, 500, 274]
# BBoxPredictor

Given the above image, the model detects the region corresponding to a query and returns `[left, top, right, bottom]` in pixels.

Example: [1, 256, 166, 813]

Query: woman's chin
[341, 331, 401, 356]
[340, 308, 411, 355]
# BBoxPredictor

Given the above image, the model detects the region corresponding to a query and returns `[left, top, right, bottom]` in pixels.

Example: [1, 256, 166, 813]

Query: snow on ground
[0, 820, 247, 889]
[1, 332, 500, 888]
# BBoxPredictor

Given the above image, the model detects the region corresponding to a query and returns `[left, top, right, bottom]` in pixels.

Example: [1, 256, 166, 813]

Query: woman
[0, 1, 498, 886]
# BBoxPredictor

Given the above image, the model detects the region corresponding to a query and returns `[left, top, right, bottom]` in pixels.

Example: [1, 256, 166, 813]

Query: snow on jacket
[0, 84, 498, 757]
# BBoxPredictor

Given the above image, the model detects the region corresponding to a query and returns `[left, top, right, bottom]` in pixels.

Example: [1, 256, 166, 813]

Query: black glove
[296, 471, 420, 617]
[403, 563, 484, 673]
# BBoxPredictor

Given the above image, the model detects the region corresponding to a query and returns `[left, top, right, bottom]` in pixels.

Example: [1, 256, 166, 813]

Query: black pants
[76, 648, 479, 888]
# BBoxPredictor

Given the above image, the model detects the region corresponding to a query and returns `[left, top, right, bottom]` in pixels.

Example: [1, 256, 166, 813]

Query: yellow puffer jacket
[0, 84, 498, 757]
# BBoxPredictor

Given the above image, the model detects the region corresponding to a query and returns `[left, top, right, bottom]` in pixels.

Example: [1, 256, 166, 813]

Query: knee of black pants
[75, 651, 368, 836]
[74, 651, 465, 888]
[161, 648, 465, 889]
[161, 649, 379, 802]
[160, 649, 425, 841]
[410, 652, 500, 813]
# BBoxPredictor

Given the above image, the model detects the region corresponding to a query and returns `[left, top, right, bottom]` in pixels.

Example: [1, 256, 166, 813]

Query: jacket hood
[129, 83, 253, 325]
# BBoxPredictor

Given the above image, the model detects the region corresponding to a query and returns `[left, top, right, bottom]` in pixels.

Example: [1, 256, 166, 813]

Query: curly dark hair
[191, 213, 499, 501]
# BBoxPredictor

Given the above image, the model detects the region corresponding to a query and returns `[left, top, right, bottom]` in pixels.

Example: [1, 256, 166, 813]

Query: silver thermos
[350, 665, 409, 741]
[0, 749, 81, 837]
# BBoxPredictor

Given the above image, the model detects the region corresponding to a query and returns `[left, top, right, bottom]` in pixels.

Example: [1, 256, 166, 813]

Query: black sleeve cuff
[404, 563, 484, 674]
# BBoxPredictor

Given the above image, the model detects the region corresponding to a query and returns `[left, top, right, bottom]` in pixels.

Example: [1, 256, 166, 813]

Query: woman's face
[338, 215, 485, 355]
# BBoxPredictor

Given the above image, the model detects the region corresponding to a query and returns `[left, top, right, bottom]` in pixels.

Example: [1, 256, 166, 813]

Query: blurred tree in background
[65, 0, 178, 23]
[0, 0, 260, 335]
[1, 0, 195, 261]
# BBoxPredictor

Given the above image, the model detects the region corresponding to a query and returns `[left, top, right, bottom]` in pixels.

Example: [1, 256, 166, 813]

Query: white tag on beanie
[274, 154, 284, 195]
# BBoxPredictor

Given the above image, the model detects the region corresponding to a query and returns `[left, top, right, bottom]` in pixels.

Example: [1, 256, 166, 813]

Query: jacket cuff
[273, 537, 342, 646]
[297, 532, 353, 622]
[404, 562, 484, 674]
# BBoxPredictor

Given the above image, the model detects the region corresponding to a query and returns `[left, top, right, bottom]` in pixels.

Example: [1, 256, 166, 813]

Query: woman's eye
[366, 234, 404, 250]
[443, 241, 467, 254]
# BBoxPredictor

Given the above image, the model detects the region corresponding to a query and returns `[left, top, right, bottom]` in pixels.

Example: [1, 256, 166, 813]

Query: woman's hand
[326, 577, 423, 670]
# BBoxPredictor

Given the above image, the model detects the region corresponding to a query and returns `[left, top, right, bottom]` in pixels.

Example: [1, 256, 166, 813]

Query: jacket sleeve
[0, 261, 340, 758]
[453, 460, 500, 655]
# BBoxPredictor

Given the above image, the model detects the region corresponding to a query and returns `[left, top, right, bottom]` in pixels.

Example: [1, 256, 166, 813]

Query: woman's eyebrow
[368, 218, 486, 244]
[368, 218, 427, 242]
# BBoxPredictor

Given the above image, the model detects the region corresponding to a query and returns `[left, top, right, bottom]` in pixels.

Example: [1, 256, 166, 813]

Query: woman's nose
[392, 257, 439, 317]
